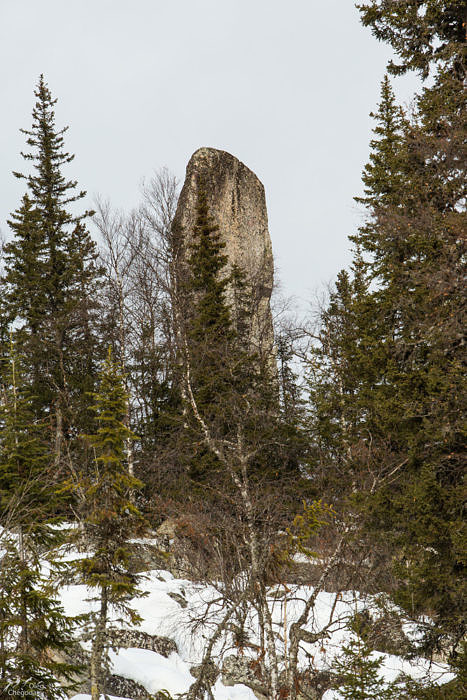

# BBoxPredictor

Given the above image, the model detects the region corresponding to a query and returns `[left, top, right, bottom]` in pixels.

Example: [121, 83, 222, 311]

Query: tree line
[0, 1, 465, 698]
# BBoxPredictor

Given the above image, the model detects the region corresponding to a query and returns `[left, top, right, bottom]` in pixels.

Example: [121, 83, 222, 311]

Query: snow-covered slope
[60, 566, 454, 700]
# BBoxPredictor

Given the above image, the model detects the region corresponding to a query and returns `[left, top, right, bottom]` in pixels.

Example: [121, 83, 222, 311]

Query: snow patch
[109, 648, 194, 696]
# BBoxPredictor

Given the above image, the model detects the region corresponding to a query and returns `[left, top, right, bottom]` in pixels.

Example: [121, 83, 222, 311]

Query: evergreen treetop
[357, 0, 466, 78]
[5, 72, 99, 331]
[14, 74, 89, 222]
[3, 75, 102, 464]
[8, 74, 97, 317]
[354, 75, 409, 213]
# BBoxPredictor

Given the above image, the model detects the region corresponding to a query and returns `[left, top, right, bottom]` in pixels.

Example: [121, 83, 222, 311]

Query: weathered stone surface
[153, 518, 199, 580]
[167, 590, 188, 608]
[173, 147, 275, 357]
[111, 628, 178, 657]
[278, 669, 336, 699]
[105, 673, 150, 699]
[221, 654, 268, 697]
[190, 659, 220, 684]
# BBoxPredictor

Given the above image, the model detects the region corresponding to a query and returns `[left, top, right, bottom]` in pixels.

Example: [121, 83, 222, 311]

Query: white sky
[0, 0, 419, 307]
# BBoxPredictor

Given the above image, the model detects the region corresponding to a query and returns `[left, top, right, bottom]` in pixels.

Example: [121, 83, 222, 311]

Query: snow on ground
[108, 648, 194, 696]
[64, 570, 258, 698]
[210, 681, 257, 699]
[62, 562, 455, 700]
[2, 522, 456, 698]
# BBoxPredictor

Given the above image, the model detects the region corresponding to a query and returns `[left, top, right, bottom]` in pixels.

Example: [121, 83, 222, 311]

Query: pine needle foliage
[310, 2, 466, 671]
[0, 339, 80, 698]
[0, 542, 82, 700]
[2, 74, 102, 459]
[76, 347, 146, 700]
[185, 183, 235, 415]
[0, 336, 64, 542]
[180, 184, 236, 483]
[332, 632, 399, 699]
[180, 183, 286, 486]
[357, 0, 466, 78]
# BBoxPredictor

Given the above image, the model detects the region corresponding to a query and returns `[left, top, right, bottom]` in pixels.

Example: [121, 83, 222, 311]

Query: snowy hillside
[57, 563, 454, 699]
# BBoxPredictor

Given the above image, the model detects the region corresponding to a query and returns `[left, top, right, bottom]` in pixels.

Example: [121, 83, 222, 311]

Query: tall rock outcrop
[172, 147, 275, 359]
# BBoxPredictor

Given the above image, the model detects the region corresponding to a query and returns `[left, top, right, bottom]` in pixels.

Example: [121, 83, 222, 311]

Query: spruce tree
[335, 81, 415, 491]
[179, 184, 283, 486]
[275, 330, 309, 479]
[311, 2, 467, 668]
[332, 633, 398, 699]
[307, 267, 366, 496]
[178, 183, 299, 492]
[352, 75, 410, 278]
[76, 348, 145, 700]
[3, 75, 102, 470]
[0, 336, 62, 541]
[180, 184, 236, 483]
[186, 185, 234, 403]
[0, 339, 79, 698]
[0, 543, 81, 699]
[355, 6, 465, 658]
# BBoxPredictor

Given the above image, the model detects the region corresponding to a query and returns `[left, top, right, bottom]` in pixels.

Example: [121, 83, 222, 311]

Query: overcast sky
[1, 0, 419, 307]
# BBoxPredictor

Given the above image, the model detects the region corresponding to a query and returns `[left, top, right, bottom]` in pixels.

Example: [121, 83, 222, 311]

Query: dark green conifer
[180, 184, 298, 487]
[76, 348, 145, 700]
[354, 11, 465, 659]
[186, 184, 233, 400]
[332, 631, 398, 699]
[181, 185, 235, 482]
[0, 337, 61, 539]
[352, 76, 410, 284]
[3, 75, 102, 469]
[312, 3, 467, 669]
[0, 543, 81, 700]
[357, 0, 466, 78]
[356, 75, 408, 208]
[0, 339, 79, 698]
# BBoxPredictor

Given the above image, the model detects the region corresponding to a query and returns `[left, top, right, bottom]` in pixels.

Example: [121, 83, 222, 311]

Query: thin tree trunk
[12, 346, 30, 659]
[261, 583, 279, 698]
[188, 589, 252, 699]
[116, 269, 135, 478]
[236, 441, 279, 698]
[181, 348, 278, 693]
[287, 535, 345, 699]
[54, 404, 63, 468]
[90, 585, 108, 700]
[17, 525, 30, 657]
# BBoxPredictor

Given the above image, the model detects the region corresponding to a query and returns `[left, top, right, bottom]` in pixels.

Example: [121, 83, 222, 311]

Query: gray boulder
[111, 628, 178, 657]
[221, 654, 268, 698]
